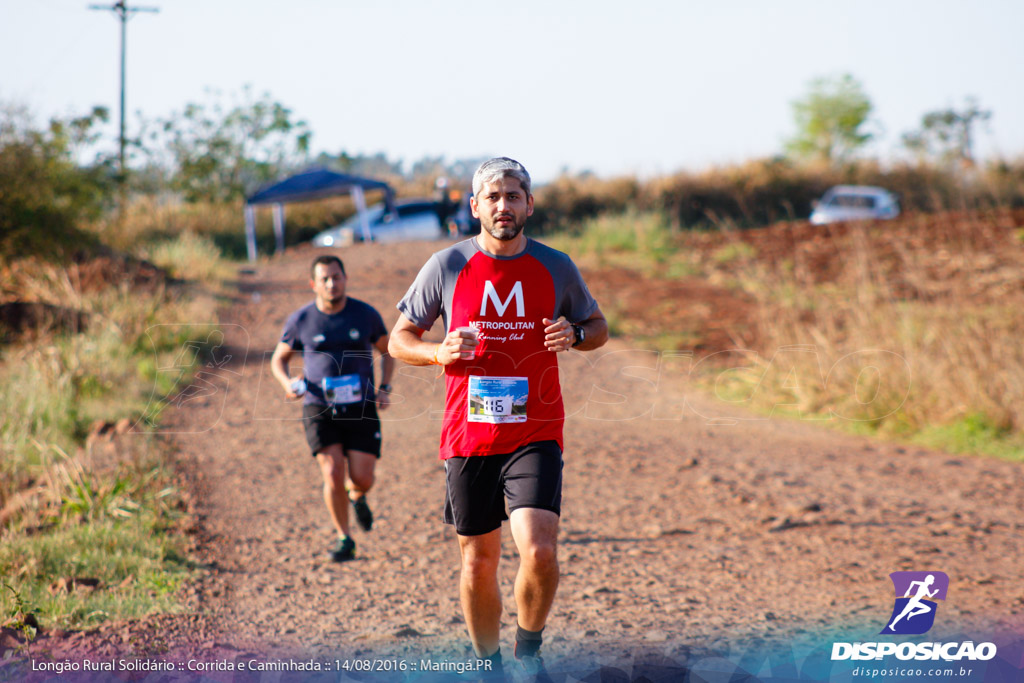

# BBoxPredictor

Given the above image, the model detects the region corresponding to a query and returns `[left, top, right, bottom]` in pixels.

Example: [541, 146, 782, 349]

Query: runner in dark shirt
[271, 255, 394, 562]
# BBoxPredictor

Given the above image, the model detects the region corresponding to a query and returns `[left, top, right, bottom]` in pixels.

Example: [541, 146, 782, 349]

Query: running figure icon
[888, 574, 939, 631]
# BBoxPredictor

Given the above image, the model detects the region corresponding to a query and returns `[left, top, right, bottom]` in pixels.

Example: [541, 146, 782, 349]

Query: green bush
[0, 104, 113, 259]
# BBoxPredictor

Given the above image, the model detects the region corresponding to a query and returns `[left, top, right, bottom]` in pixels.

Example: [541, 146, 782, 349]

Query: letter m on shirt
[481, 280, 525, 317]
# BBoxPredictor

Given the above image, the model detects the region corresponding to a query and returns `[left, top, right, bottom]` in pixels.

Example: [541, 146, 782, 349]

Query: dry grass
[0, 172, 248, 631]
[702, 210, 1024, 457]
[553, 207, 1024, 459]
[0, 239, 220, 527]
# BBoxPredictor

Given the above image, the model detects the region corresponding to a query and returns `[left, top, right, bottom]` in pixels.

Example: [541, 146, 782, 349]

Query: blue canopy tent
[243, 167, 396, 261]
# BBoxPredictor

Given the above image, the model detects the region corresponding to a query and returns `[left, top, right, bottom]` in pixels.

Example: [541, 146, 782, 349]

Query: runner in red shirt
[389, 158, 608, 680]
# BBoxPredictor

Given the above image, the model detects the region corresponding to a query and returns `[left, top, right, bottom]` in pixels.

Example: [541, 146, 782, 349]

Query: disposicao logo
[831, 571, 997, 663]
[881, 571, 949, 635]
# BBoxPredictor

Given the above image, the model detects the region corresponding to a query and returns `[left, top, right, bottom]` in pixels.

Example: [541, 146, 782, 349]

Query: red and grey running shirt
[398, 237, 598, 459]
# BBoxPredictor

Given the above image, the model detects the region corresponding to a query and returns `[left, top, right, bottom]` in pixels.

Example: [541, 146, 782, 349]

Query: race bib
[322, 374, 362, 405]
[467, 376, 528, 424]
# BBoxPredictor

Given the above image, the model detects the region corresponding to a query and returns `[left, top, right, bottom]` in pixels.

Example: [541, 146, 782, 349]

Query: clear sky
[2, 0, 1022, 182]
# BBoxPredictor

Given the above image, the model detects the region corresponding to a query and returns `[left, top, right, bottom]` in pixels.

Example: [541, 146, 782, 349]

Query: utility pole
[88, 1, 159, 184]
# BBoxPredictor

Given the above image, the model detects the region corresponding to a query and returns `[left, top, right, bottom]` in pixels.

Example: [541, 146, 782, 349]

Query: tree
[0, 103, 112, 256]
[785, 73, 875, 165]
[407, 155, 490, 184]
[156, 87, 311, 203]
[313, 151, 403, 179]
[901, 97, 992, 166]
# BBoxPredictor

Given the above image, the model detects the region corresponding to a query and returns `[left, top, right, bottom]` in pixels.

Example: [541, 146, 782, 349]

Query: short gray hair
[472, 157, 532, 198]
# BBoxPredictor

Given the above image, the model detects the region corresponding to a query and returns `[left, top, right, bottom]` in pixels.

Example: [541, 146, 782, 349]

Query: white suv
[810, 185, 900, 225]
[312, 200, 445, 247]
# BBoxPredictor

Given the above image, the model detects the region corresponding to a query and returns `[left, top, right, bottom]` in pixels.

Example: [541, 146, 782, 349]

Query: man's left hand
[542, 317, 574, 352]
[377, 388, 392, 410]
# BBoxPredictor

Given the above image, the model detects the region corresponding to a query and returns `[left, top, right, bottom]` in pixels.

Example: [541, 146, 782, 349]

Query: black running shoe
[512, 654, 554, 683]
[352, 496, 373, 531]
[331, 536, 356, 562]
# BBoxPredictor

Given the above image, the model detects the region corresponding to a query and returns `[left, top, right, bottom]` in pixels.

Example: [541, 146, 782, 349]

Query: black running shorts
[302, 402, 381, 458]
[443, 440, 563, 536]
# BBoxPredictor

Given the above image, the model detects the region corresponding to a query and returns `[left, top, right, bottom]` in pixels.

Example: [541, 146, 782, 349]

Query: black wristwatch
[378, 383, 392, 392]
[571, 323, 585, 347]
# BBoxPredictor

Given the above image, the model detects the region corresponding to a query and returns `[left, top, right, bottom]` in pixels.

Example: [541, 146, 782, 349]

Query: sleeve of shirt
[397, 253, 444, 331]
[558, 257, 599, 322]
[370, 306, 387, 344]
[280, 310, 303, 350]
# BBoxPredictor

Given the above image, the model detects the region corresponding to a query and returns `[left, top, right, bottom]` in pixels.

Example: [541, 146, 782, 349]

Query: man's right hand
[435, 328, 479, 365]
[283, 376, 305, 400]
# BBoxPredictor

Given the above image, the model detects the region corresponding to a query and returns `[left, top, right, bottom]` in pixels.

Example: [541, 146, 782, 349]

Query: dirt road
[24, 239, 1024, 679]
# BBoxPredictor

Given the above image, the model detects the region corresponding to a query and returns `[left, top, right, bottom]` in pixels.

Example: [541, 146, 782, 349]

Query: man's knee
[461, 540, 501, 580]
[346, 451, 376, 492]
[510, 508, 559, 572]
[348, 469, 375, 493]
[317, 452, 346, 487]
[522, 540, 558, 572]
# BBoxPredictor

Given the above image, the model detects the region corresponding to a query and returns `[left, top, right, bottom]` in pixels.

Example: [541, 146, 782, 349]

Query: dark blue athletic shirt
[280, 298, 387, 407]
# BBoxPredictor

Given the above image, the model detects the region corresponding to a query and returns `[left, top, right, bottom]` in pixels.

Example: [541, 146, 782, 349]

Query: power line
[88, 1, 159, 183]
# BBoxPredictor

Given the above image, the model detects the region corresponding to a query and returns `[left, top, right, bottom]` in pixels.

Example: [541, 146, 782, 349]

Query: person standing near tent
[271, 255, 394, 562]
[388, 157, 608, 679]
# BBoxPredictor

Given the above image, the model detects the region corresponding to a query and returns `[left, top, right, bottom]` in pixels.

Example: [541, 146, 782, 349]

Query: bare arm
[270, 342, 302, 399]
[388, 313, 478, 366]
[373, 334, 395, 410]
[575, 308, 610, 350]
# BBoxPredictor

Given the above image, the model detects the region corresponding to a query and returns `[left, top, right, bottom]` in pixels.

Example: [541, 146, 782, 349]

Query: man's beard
[483, 215, 526, 241]
[321, 291, 345, 306]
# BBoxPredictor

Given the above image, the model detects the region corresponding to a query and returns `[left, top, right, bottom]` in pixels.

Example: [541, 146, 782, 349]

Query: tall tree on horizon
[785, 73, 875, 165]
[902, 97, 992, 167]
[156, 86, 311, 203]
